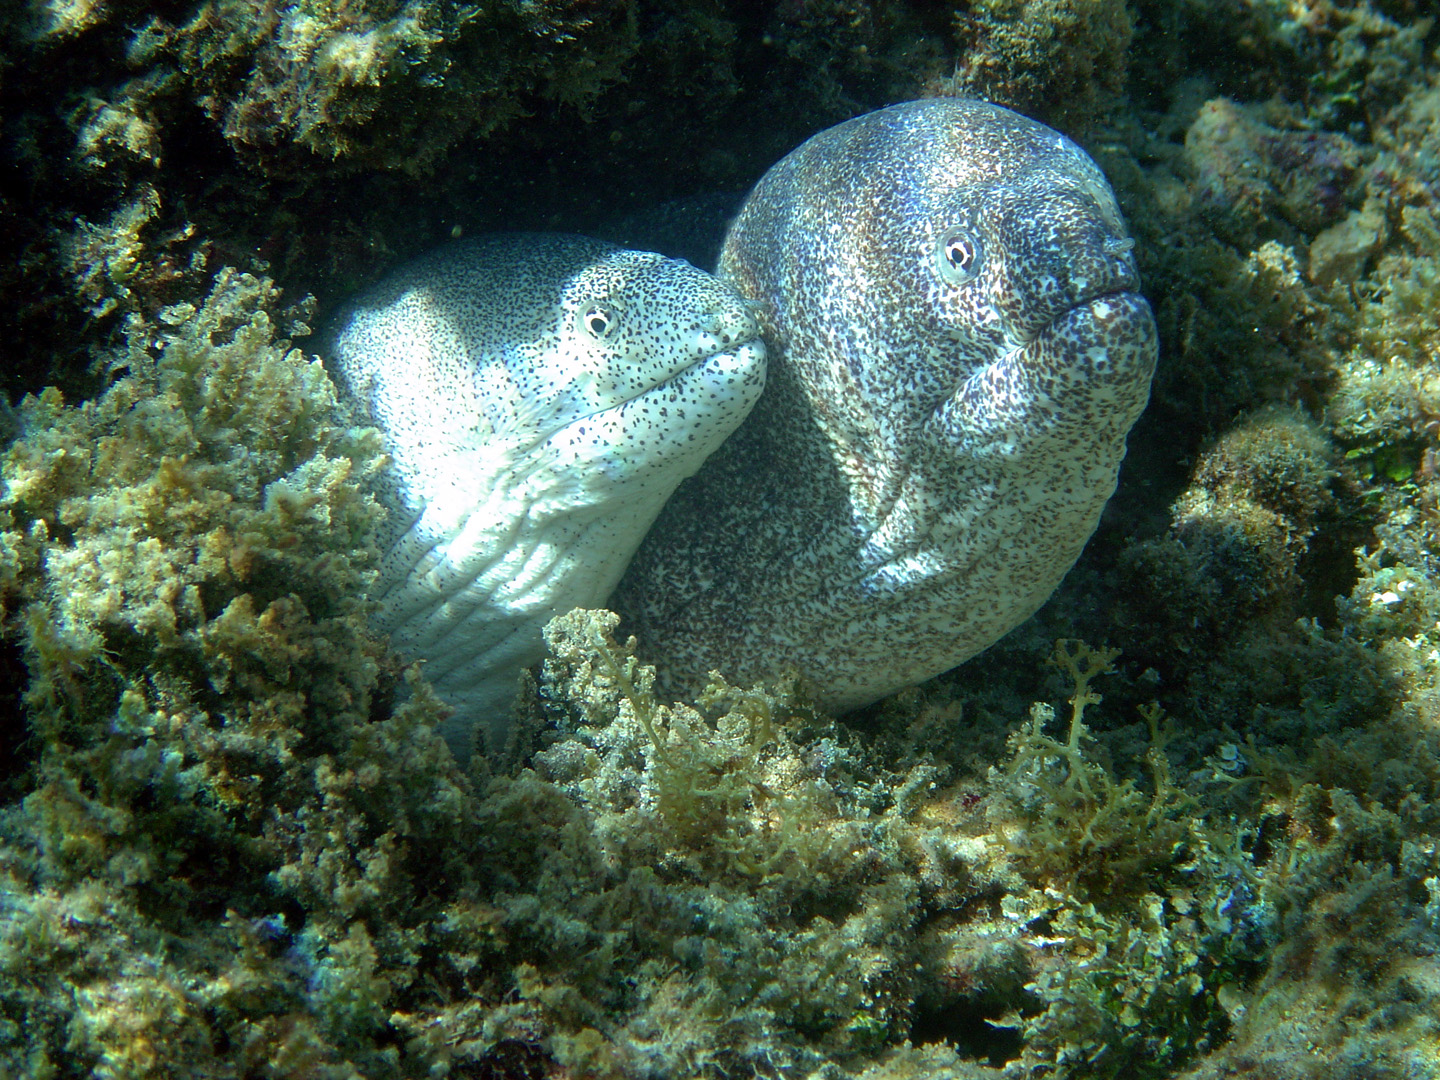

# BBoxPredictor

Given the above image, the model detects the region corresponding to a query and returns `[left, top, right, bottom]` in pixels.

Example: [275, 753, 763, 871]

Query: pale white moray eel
[325, 233, 765, 756]
[614, 99, 1159, 712]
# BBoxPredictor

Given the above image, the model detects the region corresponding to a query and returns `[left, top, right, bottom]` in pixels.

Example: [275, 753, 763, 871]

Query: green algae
[0, 270, 482, 1078]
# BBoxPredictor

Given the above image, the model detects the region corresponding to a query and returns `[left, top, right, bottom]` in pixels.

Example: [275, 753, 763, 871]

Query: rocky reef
[3, 0, 1440, 1077]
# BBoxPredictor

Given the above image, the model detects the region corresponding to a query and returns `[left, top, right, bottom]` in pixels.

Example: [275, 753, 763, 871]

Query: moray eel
[325, 233, 765, 755]
[613, 98, 1158, 711]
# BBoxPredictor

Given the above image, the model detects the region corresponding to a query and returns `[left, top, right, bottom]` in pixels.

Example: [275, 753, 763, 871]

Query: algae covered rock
[1183, 97, 1365, 247]
[946, 0, 1134, 134]
[0, 269, 484, 1078]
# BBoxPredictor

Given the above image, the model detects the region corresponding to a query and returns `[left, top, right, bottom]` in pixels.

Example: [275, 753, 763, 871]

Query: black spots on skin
[610, 100, 1158, 719]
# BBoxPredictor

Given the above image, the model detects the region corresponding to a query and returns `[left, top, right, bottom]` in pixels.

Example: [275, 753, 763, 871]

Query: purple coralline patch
[1184, 97, 1366, 243]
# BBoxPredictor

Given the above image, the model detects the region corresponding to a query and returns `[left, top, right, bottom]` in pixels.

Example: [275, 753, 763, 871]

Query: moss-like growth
[991, 641, 1198, 896]
[526, 609, 936, 1066]
[1169, 407, 1336, 611]
[1117, 407, 1339, 682]
[517, 620, 1265, 1079]
[0, 268, 484, 1078]
[943, 0, 1134, 134]
[970, 641, 1261, 1078]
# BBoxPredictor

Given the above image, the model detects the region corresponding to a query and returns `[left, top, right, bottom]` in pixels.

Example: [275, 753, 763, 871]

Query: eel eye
[579, 302, 619, 340]
[936, 227, 984, 286]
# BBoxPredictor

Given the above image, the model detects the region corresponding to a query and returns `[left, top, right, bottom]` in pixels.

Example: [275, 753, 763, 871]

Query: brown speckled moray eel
[613, 98, 1158, 712]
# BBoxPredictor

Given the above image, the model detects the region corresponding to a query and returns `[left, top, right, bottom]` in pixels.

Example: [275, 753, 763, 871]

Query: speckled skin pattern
[325, 233, 765, 754]
[613, 99, 1158, 712]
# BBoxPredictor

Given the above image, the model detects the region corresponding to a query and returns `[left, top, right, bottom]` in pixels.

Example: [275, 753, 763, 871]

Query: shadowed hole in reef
[0, 639, 37, 802]
[1294, 508, 1367, 626]
[456, 1039, 551, 1079]
[909, 997, 1026, 1067]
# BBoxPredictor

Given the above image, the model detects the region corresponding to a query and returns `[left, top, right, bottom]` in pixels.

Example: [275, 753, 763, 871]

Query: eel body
[614, 99, 1158, 711]
[326, 233, 765, 752]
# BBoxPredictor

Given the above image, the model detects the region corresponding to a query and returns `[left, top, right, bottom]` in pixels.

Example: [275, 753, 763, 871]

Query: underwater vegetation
[1, 0, 1440, 1077]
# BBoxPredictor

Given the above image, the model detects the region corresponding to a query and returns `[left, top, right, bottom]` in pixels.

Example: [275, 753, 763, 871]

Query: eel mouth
[1011, 234, 1144, 348]
[585, 303, 763, 417]
[930, 231, 1144, 389]
[523, 334, 767, 470]
[1002, 289, 1158, 398]
[516, 326, 764, 458]
[596, 332, 764, 418]
[882, 287, 1156, 567]
[991, 288, 1144, 378]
